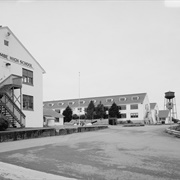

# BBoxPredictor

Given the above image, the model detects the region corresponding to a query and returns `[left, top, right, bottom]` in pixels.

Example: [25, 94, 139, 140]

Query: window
[68, 101, 74, 105]
[55, 118, 59, 122]
[119, 97, 126, 101]
[58, 102, 64, 106]
[77, 107, 82, 112]
[119, 105, 126, 110]
[130, 113, 138, 118]
[120, 113, 126, 118]
[132, 96, 139, 101]
[79, 100, 85, 104]
[4, 40, 9, 46]
[22, 68, 33, 85]
[106, 98, 113, 103]
[130, 104, 138, 109]
[23, 95, 33, 110]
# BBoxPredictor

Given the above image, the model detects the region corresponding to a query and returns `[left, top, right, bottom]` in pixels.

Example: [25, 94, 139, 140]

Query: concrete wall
[0, 125, 108, 143]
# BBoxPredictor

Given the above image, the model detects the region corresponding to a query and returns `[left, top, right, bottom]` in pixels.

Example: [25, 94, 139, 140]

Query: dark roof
[43, 93, 147, 109]
[158, 110, 170, 118]
[150, 103, 157, 110]
[43, 108, 63, 118]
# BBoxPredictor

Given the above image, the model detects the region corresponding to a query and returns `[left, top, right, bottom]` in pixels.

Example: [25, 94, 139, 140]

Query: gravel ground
[0, 125, 180, 180]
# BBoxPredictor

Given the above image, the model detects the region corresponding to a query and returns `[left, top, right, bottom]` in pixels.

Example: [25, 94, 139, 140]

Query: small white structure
[43, 108, 64, 126]
[158, 110, 171, 124]
[0, 26, 45, 127]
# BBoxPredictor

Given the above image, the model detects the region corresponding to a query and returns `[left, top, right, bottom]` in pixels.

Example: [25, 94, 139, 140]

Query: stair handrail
[0, 92, 26, 119]
[0, 101, 25, 127]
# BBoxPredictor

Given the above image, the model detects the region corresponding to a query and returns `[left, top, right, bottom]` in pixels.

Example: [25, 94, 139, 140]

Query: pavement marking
[0, 162, 77, 180]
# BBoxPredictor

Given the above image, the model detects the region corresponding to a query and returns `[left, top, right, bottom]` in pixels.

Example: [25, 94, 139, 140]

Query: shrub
[175, 125, 180, 131]
[126, 120, 133, 124]
[72, 114, 79, 120]
[118, 120, 127, 124]
[0, 117, 9, 131]
[172, 118, 179, 123]
[80, 115, 86, 119]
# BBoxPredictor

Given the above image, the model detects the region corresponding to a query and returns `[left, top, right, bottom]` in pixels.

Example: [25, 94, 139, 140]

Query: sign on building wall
[0, 52, 33, 68]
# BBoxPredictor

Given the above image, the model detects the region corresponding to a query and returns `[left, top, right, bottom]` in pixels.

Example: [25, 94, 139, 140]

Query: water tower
[164, 91, 178, 121]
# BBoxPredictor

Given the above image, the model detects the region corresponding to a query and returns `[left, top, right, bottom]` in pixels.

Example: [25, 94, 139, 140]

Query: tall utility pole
[78, 72, 81, 125]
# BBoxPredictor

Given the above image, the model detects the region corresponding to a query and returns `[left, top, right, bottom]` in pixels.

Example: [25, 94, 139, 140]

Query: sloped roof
[150, 103, 157, 110]
[158, 110, 170, 118]
[43, 93, 147, 109]
[0, 26, 45, 74]
[43, 108, 64, 118]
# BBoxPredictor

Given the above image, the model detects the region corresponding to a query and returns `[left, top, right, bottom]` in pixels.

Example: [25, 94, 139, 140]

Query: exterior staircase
[0, 75, 25, 128]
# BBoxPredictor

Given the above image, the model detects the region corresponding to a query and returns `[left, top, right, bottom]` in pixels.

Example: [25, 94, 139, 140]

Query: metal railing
[0, 93, 25, 127]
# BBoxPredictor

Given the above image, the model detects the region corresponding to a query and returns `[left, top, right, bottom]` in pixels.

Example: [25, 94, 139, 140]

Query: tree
[109, 102, 120, 118]
[72, 114, 79, 120]
[63, 106, 73, 122]
[96, 101, 105, 119]
[86, 100, 95, 120]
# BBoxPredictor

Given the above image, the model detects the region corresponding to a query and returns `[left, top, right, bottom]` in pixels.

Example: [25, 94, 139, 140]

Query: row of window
[120, 113, 139, 118]
[47, 96, 140, 107]
[51, 99, 96, 107]
[50, 104, 139, 111]
[54, 109, 139, 119]
[54, 105, 139, 115]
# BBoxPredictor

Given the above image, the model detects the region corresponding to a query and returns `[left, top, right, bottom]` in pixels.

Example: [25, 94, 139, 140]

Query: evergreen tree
[96, 101, 105, 119]
[109, 102, 120, 118]
[86, 100, 95, 119]
[63, 106, 73, 122]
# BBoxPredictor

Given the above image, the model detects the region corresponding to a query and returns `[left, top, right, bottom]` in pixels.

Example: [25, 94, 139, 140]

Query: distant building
[43, 93, 152, 123]
[0, 26, 45, 127]
[43, 108, 64, 126]
[158, 110, 170, 124]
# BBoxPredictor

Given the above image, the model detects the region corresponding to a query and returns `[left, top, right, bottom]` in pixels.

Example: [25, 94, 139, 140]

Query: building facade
[0, 26, 45, 127]
[43, 93, 151, 123]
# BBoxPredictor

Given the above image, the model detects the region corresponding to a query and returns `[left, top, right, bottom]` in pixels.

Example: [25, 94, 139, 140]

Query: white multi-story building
[43, 93, 154, 123]
[0, 26, 45, 127]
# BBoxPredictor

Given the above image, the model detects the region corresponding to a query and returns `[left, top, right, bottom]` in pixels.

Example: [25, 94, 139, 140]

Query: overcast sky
[1, 0, 180, 116]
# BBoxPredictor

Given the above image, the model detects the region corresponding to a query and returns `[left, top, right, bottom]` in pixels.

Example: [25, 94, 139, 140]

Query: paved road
[0, 125, 180, 180]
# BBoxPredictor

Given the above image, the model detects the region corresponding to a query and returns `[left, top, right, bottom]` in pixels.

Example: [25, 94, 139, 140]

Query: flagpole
[78, 72, 81, 125]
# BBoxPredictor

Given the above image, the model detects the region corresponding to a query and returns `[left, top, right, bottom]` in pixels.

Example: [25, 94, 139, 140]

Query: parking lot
[0, 125, 180, 180]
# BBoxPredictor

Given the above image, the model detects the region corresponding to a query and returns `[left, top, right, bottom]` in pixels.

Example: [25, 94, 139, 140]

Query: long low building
[43, 92, 158, 123]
